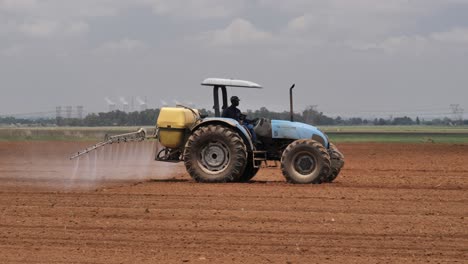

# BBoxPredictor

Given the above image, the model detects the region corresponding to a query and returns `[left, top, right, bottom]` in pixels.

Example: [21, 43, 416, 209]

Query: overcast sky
[1, 0, 467, 119]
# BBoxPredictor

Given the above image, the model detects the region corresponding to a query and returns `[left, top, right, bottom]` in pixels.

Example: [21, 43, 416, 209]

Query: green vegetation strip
[1, 126, 467, 143]
[0, 127, 153, 142]
[320, 125, 468, 133]
[328, 133, 468, 144]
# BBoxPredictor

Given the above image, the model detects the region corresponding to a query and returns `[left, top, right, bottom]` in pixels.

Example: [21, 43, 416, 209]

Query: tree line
[1, 106, 466, 126]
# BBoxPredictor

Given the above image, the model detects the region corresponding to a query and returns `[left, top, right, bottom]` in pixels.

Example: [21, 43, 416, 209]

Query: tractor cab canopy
[201, 78, 262, 117]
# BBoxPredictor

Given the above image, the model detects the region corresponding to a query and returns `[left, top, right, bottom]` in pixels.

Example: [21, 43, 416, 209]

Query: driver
[222, 96, 257, 142]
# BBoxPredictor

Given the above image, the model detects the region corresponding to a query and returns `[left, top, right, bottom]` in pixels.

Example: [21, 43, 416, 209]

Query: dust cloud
[67, 141, 182, 189]
[0, 141, 184, 191]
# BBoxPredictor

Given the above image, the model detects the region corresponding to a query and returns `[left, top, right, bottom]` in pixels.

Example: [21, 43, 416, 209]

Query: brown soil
[0, 141, 467, 263]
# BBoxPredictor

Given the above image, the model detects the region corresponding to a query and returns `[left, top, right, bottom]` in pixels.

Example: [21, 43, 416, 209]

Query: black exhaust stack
[289, 84, 295, 122]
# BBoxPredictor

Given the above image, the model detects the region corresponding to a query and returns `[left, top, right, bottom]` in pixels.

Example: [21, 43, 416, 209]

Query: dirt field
[0, 141, 467, 263]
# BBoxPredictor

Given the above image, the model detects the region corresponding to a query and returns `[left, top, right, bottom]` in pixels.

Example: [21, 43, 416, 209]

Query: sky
[1, 0, 467, 119]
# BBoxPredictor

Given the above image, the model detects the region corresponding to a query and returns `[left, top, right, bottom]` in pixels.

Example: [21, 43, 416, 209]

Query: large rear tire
[281, 139, 330, 184]
[324, 143, 344, 183]
[184, 125, 247, 183]
[236, 157, 260, 182]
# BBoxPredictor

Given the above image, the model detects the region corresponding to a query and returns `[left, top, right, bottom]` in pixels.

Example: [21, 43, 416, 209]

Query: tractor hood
[271, 120, 329, 147]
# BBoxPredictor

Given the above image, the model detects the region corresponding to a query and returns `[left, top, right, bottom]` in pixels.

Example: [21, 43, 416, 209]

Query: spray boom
[70, 128, 153, 160]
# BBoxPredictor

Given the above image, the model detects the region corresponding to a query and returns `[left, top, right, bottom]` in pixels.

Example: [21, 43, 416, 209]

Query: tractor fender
[271, 120, 329, 148]
[191, 117, 254, 151]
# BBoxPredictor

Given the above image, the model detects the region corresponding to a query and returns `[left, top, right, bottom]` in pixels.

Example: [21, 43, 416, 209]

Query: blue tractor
[71, 78, 344, 184]
[155, 78, 344, 184]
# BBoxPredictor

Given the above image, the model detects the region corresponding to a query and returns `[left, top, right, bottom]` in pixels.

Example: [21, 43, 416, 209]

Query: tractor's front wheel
[184, 125, 247, 183]
[323, 143, 344, 183]
[281, 139, 330, 184]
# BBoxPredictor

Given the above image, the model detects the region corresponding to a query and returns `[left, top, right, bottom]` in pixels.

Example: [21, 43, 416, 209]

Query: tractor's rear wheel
[236, 157, 260, 182]
[281, 139, 330, 184]
[324, 143, 344, 183]
[184, 125, 247, 183]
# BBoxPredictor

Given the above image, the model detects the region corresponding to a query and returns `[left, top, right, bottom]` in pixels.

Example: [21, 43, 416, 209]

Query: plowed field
[0, 141, 467, 263]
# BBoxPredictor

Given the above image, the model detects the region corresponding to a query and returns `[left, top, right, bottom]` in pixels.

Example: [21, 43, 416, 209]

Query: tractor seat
[254, 118, 272, 138]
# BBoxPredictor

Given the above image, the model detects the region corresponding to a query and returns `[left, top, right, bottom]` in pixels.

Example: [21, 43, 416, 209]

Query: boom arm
[69, 128, 153, 159]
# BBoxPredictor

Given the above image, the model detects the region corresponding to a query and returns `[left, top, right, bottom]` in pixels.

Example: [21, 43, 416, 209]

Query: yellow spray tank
[156, 107, 200, 149]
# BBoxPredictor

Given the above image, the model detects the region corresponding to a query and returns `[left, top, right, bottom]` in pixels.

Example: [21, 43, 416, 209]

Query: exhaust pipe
[289, 84, 295, 122]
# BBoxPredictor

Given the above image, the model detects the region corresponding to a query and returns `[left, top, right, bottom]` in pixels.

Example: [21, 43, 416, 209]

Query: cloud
[0, 19, 17, 36]
[143, 0, 242, 19]
[16, 20, 89, 38]
[259, 0, 468, 14]
[371, 35, 430, 54]
[285, 14, 329, 36]
[65, 21, 89, 36]
[265, 0, 468, 44]
[200, 18, 273, 46]
[0, 0, 37, 11]
[349, 27, 468, 54]
[287, 15, 312, 32]
[0, 0, 246, 20]
[1, 45, 23, 56]
[19, 20, 59, 37]
[1, 0, 468, 117]
[1, 0, 130, 19]
[96, 38, 148, 53]
[431, 28, 468, 44]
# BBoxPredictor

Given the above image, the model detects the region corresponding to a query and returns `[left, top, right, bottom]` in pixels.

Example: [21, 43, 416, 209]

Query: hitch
[69, 128, 154, 160]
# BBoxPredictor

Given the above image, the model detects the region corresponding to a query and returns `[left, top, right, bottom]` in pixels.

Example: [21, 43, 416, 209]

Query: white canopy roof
[201, 78, 262, 88]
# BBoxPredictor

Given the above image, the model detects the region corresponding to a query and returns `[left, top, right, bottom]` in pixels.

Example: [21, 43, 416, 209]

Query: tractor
[71, 78, 344, 184]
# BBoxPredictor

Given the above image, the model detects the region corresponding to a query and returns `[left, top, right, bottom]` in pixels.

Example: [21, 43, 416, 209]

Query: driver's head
[230, 96, 240, 107]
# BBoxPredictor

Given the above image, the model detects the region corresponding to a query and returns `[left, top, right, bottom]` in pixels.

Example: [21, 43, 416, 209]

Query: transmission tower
[76, 106, 84, 119]
[65, 106, 72, 119]
[55, 106, 62, 119]
[450, 104, 464, 125]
